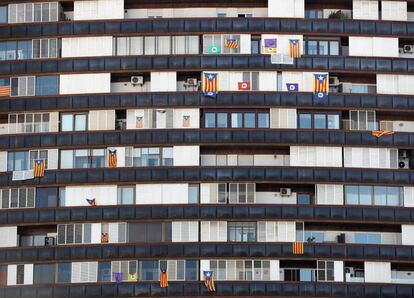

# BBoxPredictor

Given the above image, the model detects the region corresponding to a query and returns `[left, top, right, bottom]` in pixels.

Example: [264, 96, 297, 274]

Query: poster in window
[183, 115, 190, 127]
[136, 116, 143, 128]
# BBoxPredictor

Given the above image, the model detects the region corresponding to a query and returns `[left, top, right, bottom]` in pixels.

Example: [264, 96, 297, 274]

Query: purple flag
[113, 272, 123, 284]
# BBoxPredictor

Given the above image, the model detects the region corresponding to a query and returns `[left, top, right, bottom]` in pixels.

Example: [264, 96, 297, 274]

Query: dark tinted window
[36, 187, 58, 208]
[34, 264, 55, 284]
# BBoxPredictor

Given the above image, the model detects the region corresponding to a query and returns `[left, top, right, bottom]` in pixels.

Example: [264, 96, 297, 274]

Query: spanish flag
[203, 271, 215, 292]
[108, 149, 117, 168]
[372, 130, 394, 138]
[160, 269, 168, 288]
[33, 160, 45, 177]
[292, 242, 304, 254]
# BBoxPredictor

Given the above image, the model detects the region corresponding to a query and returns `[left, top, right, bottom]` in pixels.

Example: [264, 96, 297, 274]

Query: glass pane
[205, 113, 215, 128]
[188, 184, 199, 203]
[61, 114, 74, 131]
[345, 185, 359, 205]
[319, 41, 328, 55]
[244, 113, 255, 128]
[314, 114, 326, 129]
[374, 186, 387, 206]
[327, 114, 339, 129]
[36, 76, 58, 96]
[359, 185, 372, 205]
[329, 41, 339, 55]
[74, 114, 87, 131]
[299, 114, 311, 128]
[258, 113, 269, 128]
[231, 113, 243, 128]
[217, 113, 228, 128]
[387, 187, 399, 206]
[98, 262, 111, 282]
[308, 41, 318, 55]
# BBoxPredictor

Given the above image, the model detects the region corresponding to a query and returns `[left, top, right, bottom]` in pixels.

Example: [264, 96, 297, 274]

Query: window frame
[297, 111, 341, 130]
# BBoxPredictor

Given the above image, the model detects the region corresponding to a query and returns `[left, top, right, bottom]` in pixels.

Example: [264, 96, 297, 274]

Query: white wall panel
[136, 184, 189, 204]
[91, 223, 102, 244]
[64, 185, 117, 206]
[401, 225, 414, 245]
[0, 152, 7, 172]
[150, 72, 176, 92]
[239, 34, 251, 54]
[23, 264, 33, 285]
[0, 226, 17, 247]
[74, 0, 124, 20]
[173, 146, 200, 166]
[268, 0, 304, 17]
[343, 147, 398, 169]
[259, 72, 278, 91]
[365, 262, 391, 283]
[381, 1, 407, 21]
[353, 0, 379, 20]
[404, 187, 414, 207]
[173, 109, 200, 128]
[49, 112, 59, 132]
[61, 36, 113, 57]
[316, 184, 344, 205]
[334, 261, 344, 282]
[60, 73, 111, 95]
[270, 260, 280, 281]
[7, 265, 16, 285]
[349, 37, 398, 57]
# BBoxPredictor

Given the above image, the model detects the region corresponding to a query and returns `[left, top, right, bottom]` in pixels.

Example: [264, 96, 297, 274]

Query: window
[11, 76, 35, 97]
[34, 264, 55, 284]
[9, 112, 50, 133]
[57, 223, 92, 245]
[7, 150, 47, 171]
[188, 184, 199, 203]
[304, 231, 325, 243]
[35, 75, 58, 95]
[0, 187, 35, 209]
[228, 222, 257, 242]
[229, 183, 255, 203]
[203, 34, 241, 54]
[60, 149, 107, 169]
[111, 260, 138, 282]
[117, 186, 135, 205]
[0, 6, 7, 23]
[36, 187, 60, 208]
[32, 38, 58, 59]
[303, 39, 340, 56]
[130, 147, 173, 167]
[0, 40, 32, 61]
[140, 260, 159, 281]
[345, 185, 403, 206]
[60, 113, 88, 131]
[297, 193, 311, 204]
[305, 10, 323, 18]
[128, 222, 172, 243]
[317, 260, 334, 281]
[8, 2, 60, 24]
[354, 233, 381, 244]
[210, 260, 270, 281]
[20, 235, 48, 247]
[16, 264, 24, 284]
[204, 111, 269, 128]
[349, 110, 377, 130]
[298, 112, 340, 129]
[242, 72, 259, 91]
[57, 263, 71, 283]
[98, 262, 111, 282]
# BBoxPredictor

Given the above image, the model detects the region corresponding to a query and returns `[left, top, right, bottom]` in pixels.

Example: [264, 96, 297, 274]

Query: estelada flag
[372, 130, 394, 137]
[183, 115, 190, 127]
[86, 198, 97, 206]
[33, 159, 45, 177]
[108, 149, 117, 168]
[203, 271, 216, 292]
[160, 269, 168, 288]
[238, 82, 250, 90]
[289, 39, 301, 58]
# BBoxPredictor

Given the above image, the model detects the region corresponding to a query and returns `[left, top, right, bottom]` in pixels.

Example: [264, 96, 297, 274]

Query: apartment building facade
[0, 0, 414, 297]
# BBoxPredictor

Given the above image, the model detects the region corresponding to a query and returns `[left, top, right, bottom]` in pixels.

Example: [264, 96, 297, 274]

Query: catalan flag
[183, 115, 190, 127]
[203, 73, 218, 98]
[0, 85, 10, 97]
[313, 73, 328, 99]
[289, 39, 301, 58]
[108, 149, 117, 168]
[160, 269, 168, 288]
[33, 159, 45, 177]
[136, 116, 143, 128]
[225, 38, 238, 49]
[292, 242, 304, 254]
[86, 198, 97, 206]
[372, 130, 395, 137]
[203, 271, 215, 292]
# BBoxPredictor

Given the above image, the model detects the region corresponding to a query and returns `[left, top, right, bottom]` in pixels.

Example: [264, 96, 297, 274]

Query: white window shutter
[167, 260, 177, 280]
[201, 221, 210, 241]
[218, 221, 227, 241]
[108, 223, 119, 243]
[88, 262, 98, 282]
[257, 222, 266, 242]
[71, 262, 82, 283]
[172, 222, 182, 242]
[189, 221, 199, 241]
[226, 260, 235, 280]
[267, 222, 276, 242]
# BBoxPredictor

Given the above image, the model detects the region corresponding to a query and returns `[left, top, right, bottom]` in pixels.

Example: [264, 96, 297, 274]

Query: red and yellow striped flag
[289, 39, 301, 58]
[108, 149, 117, 168]
[203, 271, 216, 292]
[0, 86, 10, 97]
[160, 269, 168, 288]
[292, 241, 304, 254]
[33, 160, 45, 177]
[372, 130, 394, 138]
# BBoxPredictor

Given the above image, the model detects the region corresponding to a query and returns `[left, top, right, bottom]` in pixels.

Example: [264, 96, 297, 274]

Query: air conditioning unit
[338, 82, 352, 93]
[403, 45, 414, 53]
[329, 76, 340, 86]
[337, 233, 346, 243]
[44, 236, 55, 246]
[280, 188, 291, 196]
[186, 78, 198, 86]
[379, 121, 393, 131]
[399, 150, 410, 169]
[131, 76, 144, 85]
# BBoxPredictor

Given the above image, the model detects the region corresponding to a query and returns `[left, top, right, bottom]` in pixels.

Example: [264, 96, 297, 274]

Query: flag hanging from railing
[203, 271, 216, 292]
